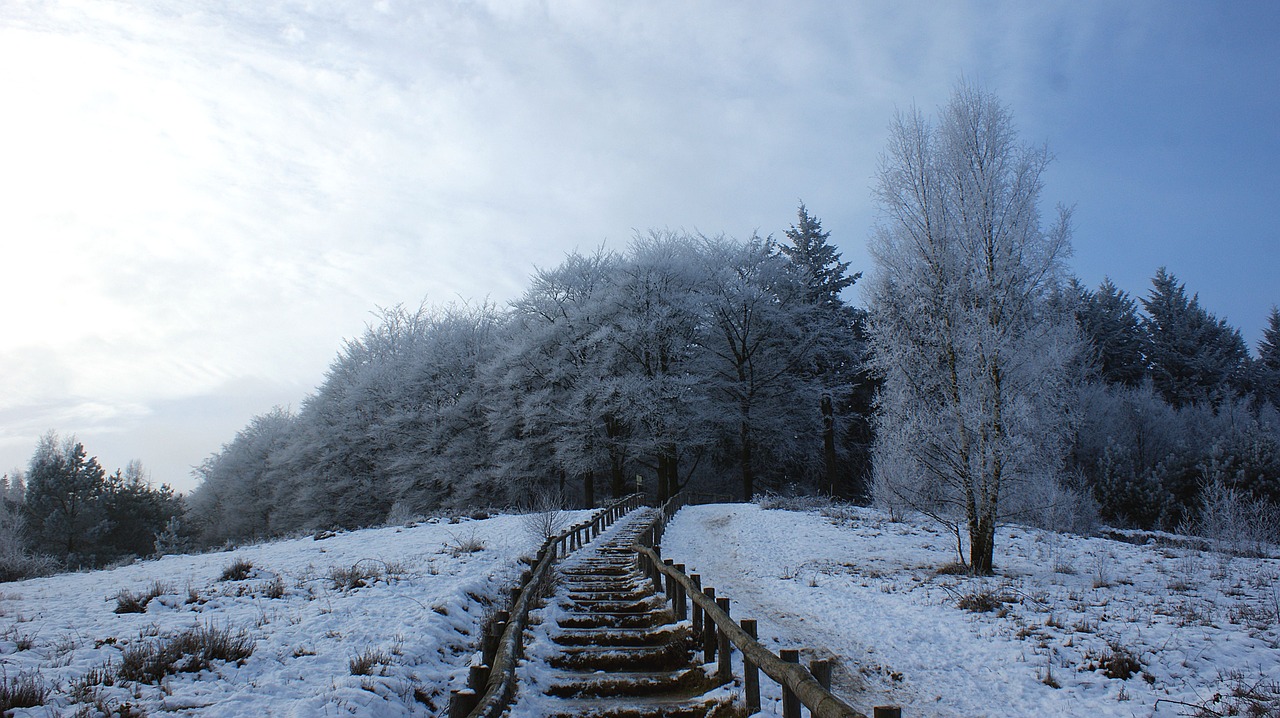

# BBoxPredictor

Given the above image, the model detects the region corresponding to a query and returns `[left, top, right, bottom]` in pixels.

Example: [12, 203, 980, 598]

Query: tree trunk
[821, 394, 837, 496]
[970, 518, 996, 575]
[740, 420, 754, 500]
[582, 470, 595, 508]
[605, 416, 626, 498]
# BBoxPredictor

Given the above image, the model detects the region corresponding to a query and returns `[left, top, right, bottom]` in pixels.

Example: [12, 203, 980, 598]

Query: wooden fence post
[673, 564, 687, 621]
[873, 708, 902, 718]
[810, 658, 832, 691]
[663, 559, 675, 602]
[468, 664, 488, 692]
[702, 587, 717, 663]
[715, 597, 732, 685]
[780, 649, 801, 718]
[448, 689, 477, 718]
[690, 574, 703, 633]
[741, 619, 760, 715]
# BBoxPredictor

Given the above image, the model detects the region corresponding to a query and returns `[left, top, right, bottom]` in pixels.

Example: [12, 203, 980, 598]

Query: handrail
[454, 493, 645, 718]
[632, 492, 871, 718]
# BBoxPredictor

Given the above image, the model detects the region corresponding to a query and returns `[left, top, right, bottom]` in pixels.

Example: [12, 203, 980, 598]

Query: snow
[0, 511, 587, 717]
[663, 503, 1280, 718]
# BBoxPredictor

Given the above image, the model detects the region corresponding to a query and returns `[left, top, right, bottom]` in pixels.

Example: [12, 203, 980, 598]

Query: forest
[4, 87, 1280, 575]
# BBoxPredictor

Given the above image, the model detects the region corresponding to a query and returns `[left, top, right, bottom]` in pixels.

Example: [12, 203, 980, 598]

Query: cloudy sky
[2, 1, 1277, 492]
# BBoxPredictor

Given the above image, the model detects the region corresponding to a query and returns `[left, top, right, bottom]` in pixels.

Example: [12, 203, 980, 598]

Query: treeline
[1067, 271, 1280, 529]
[1, 432, 182, 577]
[187, 215, 873, 545]
[6, 216, 1278, 570]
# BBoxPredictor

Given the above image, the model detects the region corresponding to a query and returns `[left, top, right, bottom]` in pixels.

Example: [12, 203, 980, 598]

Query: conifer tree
[1075, 277, 1146, 386]
[1140, 268, 1248, 408]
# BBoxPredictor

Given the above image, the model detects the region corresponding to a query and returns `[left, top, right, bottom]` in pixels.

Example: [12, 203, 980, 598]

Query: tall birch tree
[868, 82, 1079, 574]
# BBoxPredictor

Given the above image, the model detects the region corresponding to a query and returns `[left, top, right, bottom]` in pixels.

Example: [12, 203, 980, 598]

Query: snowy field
[664, 503, 1280, 718]
[0, 511, 584, 717]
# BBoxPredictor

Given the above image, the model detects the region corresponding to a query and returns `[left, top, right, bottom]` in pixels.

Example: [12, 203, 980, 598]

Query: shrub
[445, 531, 485, 557]
[118, 624, 254, 683]
[0, 670, 48, 712]
[219, 557, 254, 581]
[520, 490, 567, 544]
[1084, 642, 1142, 680]
[349, 648, 393, 676]
[114, 581, 171, 614]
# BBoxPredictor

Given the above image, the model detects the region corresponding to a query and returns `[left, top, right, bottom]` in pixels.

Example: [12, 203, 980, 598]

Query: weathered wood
[873, 708, 902, 718]
[702, 587, 717, 663]
[673, 564, 687, 620]
[781, 649, 801, 718]
[811, 658, 832, 691]
[632, 544, 866, 718]
[690, 574, 703, 632]
[742, 619, 760, 714]
[449, 689, 477, 718]
[468, 664, 489, 691]
[716, 597, 732, 685]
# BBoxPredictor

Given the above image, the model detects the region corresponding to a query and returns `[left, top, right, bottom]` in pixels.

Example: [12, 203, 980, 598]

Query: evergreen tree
[1256, 306, 1280, 408]
[779, 203, 871, 499]
[781, 203, 860, 310]
[1075, 277, 1147, 386]
[24, 432, 107, 561]
[1141, 267, 1248, 409]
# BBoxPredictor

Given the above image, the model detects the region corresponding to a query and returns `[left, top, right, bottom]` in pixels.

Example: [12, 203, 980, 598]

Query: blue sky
[1, 1, 1277, 492]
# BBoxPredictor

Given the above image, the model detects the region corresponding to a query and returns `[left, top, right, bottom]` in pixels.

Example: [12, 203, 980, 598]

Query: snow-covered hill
[664, 503, 1280, 718]
[4, 503, 1278, 717]
[0, 511, 581, 717]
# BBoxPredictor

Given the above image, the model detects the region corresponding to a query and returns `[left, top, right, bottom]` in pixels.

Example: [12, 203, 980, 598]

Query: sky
[1, 1, 1277, 493]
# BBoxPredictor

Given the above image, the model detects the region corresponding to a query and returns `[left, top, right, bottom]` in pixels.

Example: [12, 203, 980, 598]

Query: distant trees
[868, 82, 1080, 574]
[14, 432, 180, 570]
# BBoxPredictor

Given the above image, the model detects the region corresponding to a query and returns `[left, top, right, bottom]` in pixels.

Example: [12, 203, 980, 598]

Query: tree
[780, 203, 871, 498]
[867, 82, 1079, 574]
[1141, 267, 1248, 409]
[24, 432, 107, 561]
[1074, 277, 1147, 387]
[1256, 306, 1280, 408]
[100, 460, 183, 560]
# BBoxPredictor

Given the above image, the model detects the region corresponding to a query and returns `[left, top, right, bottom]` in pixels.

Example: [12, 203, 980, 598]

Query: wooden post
[715, 597, 732, 685]
[468, 664, 488, 691]
[873, 708, 902, 718]
[673, 564, 687, 620]
[702, 587, 717, 663]
[741, 619, 760, 714]
[810, 658, 832, 691]
[663, 559, 675, 603]
[448, 689, 477, 718]
[780, 649, 801, 718]
[690, 574, 703, 633]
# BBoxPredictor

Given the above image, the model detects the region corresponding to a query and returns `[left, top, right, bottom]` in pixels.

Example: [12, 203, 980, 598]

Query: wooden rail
[634, 493, 904, 718]
[449, 493, 646, 718]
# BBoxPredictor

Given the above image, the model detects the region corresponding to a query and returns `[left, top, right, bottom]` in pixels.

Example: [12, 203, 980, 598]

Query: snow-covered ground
[664, 503, 1280, 718]
[0, 511, 586, 717]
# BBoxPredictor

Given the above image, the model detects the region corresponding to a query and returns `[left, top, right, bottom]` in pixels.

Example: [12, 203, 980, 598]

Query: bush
[520, 490, 567, 544]
[349, 648, 393, 676]
[114, 581, 171, 614]
[119, 624, 254, 683]
[0, 670, 47, 711]
[1188, 477, 1280, 557]
[219, 557, 253, 581]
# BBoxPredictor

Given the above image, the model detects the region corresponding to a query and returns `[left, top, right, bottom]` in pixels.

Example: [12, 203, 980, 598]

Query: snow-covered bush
[1188, 477, 1280, 557]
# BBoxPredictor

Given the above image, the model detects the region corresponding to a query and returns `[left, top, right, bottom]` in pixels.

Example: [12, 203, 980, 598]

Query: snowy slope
[0, 511, 586, 717]
[664, 503, 1280, 718]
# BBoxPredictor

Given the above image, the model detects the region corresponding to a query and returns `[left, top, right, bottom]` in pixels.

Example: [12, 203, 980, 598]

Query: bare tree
[867, 81, 1080, 574]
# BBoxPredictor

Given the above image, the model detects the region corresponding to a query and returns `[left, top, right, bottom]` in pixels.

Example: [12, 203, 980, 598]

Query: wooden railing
[449, 493, 645, 718]
[634, 493, 904, 718]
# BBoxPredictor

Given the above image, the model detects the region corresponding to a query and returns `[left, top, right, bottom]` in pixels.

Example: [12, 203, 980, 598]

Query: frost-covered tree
[780, 204, 872, 498]
[189, 407, 296, 543]
[698, 233, 824, 499]
[1074, 277, 1147, 387]
[868, 82, 1080, 574]
[1141, 267, 1248, 409]
[1256, 306, 1280, 408]
[24, 432, 107, 561]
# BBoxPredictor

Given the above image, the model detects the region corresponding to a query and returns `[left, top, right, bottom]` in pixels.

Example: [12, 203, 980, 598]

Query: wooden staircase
[509, 511, 739, 718]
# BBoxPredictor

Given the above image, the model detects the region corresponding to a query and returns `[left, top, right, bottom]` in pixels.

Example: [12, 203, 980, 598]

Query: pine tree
[24, 432, 107, 561]
[1140, 267, 1248, 408]
[1075, 277, 1146, 386]
[781, 203, 860, 310]
[1256, 305, 1280, 407]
